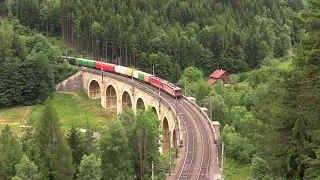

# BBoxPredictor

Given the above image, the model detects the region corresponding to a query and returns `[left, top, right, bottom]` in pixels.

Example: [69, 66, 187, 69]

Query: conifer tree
[67, 124, 86, 176]
[34, 100, 75, 179]
[77, 154, 102, 180]
[0, 125, 23, 180]
[279, 0, 320, 178]
[12, 155, 42, 180]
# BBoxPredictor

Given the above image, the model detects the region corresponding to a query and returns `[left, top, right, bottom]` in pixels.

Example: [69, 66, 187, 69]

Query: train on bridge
[62, 56, 183, 98]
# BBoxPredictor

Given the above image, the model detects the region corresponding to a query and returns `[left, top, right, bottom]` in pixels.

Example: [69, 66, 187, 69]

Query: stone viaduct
[56, 68, 181, 154]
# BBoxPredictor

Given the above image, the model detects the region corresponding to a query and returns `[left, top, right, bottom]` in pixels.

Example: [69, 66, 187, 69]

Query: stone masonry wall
[55, 71, 83, 92]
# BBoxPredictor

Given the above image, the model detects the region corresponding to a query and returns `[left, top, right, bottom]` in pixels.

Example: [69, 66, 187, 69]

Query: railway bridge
[56, 67, 222, 179]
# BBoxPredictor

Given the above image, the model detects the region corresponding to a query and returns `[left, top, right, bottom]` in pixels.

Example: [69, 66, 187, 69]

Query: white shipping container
[115, 65, 127, 74]
[115, 65, 121, 73]
[120, 66, 127, 75]
[133, 70, 140, 79]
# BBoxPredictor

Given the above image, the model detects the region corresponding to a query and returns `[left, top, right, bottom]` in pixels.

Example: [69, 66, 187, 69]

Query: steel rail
[81, 67, 215, 179]
[180, 98, 211, 179]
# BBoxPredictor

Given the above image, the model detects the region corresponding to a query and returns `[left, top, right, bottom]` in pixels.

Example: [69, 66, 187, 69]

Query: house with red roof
[207, 69, 229, 84]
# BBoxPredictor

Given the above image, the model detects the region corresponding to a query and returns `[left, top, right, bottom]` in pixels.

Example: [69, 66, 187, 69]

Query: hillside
[0, 92, 114, 135]
[0, 0, 304, 80]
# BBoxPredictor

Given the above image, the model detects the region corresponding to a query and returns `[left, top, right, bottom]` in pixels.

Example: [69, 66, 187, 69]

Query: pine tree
[66, 124, 86, 176]
[279, 0, 320, 178]
[0, 125, 23, 180]
[84, 122, 95, 155]
[12, 155, 42, 180]
[34, 100, 75, 179]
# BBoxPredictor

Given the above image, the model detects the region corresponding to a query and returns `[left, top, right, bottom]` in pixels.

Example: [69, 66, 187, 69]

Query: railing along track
[82, 68, 215, 179]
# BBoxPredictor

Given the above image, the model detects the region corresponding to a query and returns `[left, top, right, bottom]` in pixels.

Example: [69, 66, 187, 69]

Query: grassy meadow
[0, 92, 116, 135]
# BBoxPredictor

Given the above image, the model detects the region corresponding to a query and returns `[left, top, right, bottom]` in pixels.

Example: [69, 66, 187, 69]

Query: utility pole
[152, 161, 154, 180]
[132, 75, 135, 96]
[175, 96, 180, 148]
[184, 77, 187, 96]
[210, 96, 212, 121]
[221, 141, 224, 176]
[153, 65, 155, 75]
[100, 57, 103, 83]
[168, 130, 171, 176]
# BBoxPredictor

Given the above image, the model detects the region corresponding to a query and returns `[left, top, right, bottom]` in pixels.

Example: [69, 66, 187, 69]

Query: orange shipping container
[143, 72, 152, 82]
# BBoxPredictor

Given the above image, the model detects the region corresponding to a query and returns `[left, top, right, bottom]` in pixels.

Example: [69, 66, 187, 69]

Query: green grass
[0, 106, 32, 135]
[0, 92, 116, 135]
[50, 92, 114, 130]
[224, 158, 251, 180]
[278, 59, 292, 70]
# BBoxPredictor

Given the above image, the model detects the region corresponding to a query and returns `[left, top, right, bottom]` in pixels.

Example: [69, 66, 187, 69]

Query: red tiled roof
[207, 78, 218, 84]
[209, 70, 227, 79]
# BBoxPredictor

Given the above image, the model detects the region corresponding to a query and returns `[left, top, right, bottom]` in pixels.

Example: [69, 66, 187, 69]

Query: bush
[250, 156, 272, 180]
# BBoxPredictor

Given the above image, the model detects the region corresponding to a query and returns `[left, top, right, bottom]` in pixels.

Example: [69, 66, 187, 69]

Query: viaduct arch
[81, 69, 181, 154]
[56, 67, 222, 178]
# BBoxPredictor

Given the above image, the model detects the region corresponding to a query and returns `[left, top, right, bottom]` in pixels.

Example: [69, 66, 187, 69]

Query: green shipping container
[138, 73, 144, 81]
[87, 61, 95, 67]
[76, 59, 95, 67]
[76, 59, 84, 65]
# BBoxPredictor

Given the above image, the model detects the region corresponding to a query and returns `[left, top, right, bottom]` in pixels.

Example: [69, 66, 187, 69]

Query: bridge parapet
[184, 96, 220, 144]
[81, 67, 182, 153]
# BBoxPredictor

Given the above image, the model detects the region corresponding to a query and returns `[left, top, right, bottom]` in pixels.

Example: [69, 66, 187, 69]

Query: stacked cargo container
[65, 56, 182, 98]
[77, 58, 96, 68]
[133, 70, 153, 83]
[95, 62, 115, 72]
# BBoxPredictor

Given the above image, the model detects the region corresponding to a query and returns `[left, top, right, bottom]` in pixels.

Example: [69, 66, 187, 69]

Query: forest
[0, 101, 169, 179]
[0, 0, 304, 78]
[0, 0, 319, 179]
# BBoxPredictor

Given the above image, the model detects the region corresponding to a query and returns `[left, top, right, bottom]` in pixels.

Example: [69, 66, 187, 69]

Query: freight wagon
[62, 56, 182, 98]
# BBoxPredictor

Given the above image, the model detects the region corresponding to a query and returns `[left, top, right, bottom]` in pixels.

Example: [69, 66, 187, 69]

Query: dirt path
[21, 107, 30, 124]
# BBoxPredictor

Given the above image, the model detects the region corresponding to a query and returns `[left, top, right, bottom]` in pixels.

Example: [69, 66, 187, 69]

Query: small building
[207, 69, 229, 85]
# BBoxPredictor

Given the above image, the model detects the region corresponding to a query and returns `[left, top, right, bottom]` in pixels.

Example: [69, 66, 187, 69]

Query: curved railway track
[82, 68, 219, 179]
[178, 98, 211, 180]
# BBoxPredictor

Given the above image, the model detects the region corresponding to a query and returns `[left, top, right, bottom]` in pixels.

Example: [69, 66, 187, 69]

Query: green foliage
[77, 154, 102, 180]
[179, 66, 204, 83]
[229, 106, 257, 138]
[0, 19, 78, 107]
[118, 105, 135, 128]
[99, 119, 135, 179]
[22, 51, 55, 105]
[149, 52, 173, 80]
[67, 125, 86, 176]
[222, 125, 256, 164]
[4, 0, 304, 77]
[12, 155, 42, 180]
[132, 108, 161, 179]
[224, 158, 251, 180]
[177, 66, 213, 102]
[268, 0, 320, 178]
[0, 20, 14, 61]
[34, 100, 75, 179]
[250, 157, 272, 180]
[0, 125, 23, 180]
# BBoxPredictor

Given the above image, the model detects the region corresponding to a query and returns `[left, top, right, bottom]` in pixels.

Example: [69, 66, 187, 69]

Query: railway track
[177, 98, 211, 180]
[83, 68, 219, 179]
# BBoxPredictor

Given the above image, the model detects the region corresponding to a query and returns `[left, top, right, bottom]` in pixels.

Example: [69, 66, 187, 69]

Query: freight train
[62, 56, 182, 98]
